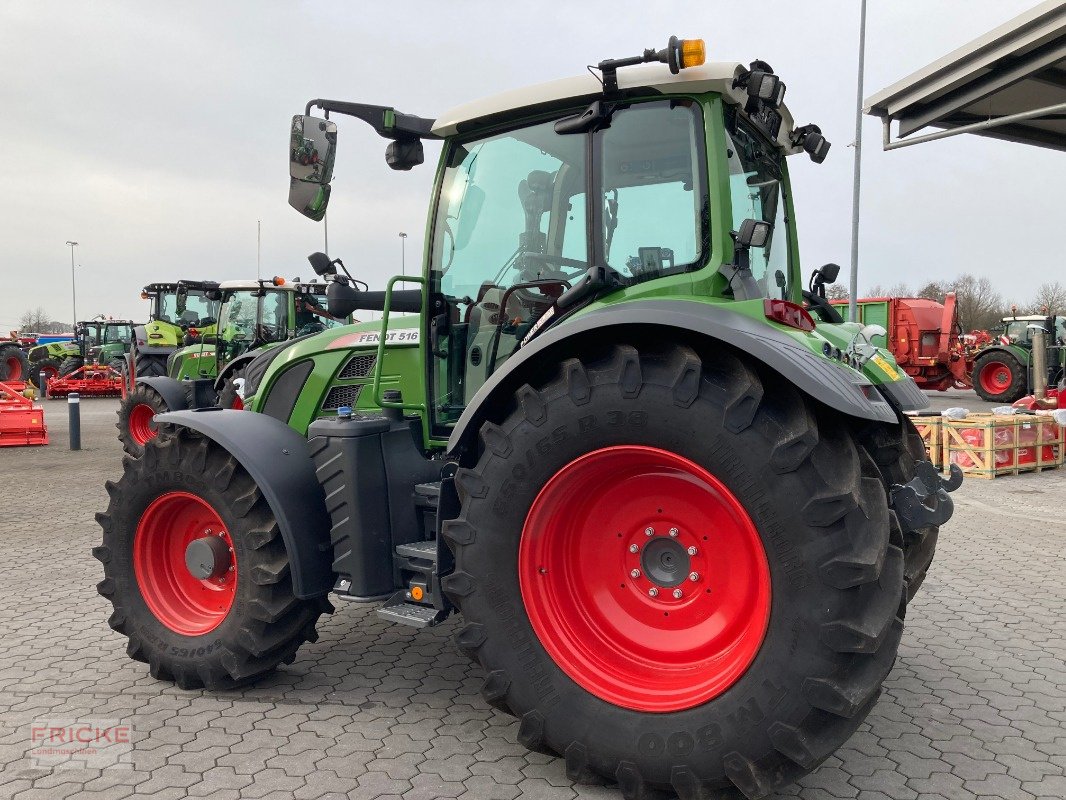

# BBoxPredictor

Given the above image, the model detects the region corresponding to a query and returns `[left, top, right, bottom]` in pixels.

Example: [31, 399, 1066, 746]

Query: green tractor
[28, 318, 135, 388]
[116, 276, 359, 455]
[972, 313, 1066, 403]
[97, 38, 961, 798]
[131, 281, 221, 378]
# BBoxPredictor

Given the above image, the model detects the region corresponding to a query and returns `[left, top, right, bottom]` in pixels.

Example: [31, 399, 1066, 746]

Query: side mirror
[385, 139, 424, 171]
[289, 178, 331, 222]
[289, 115, 336, 184]
[817, 263, 841, 284]
[737, 218, 772, 249]
[308, 251, 335, 276]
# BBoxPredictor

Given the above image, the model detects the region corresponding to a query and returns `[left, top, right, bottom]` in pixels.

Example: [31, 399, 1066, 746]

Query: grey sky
[1, 0, 1059, 331]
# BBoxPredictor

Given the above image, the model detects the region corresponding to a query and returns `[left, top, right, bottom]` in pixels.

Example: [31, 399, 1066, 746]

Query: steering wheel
[520, 252, 589, 280]
[802, 290, 843, 324]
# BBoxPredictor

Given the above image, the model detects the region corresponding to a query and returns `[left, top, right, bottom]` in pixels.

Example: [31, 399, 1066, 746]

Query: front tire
[93, 427, 330, 689]
[443, 343, 904, 799]
[30, 358, 62, 390]
[116, 384, 171, 457]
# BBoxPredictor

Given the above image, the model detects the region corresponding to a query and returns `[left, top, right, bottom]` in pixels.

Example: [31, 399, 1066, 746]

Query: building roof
[432, 61, 802, 153]
[865, 1, 1066, 151]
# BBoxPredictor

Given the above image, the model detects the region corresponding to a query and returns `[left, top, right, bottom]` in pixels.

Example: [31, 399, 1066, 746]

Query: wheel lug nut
[669, 527, 679, 537]
[672, 589, 683, 599]
[648, 587, 658, 597]
[687, 546, 697, 556]
[689, 572, 700, 582]
[628, 544, 639, 553]
[630, 569, 641, 579]
[644, 527, 654, 536]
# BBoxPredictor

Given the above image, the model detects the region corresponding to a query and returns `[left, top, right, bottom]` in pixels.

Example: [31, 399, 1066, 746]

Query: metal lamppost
[66, 241, 79, 329]
[847, 0, 868, 323]
[398, 231, 408, 275]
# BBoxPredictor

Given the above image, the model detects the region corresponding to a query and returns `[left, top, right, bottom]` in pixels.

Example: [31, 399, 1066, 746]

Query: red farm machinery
[832, 293, 978, 391]
[0, 381, 48, 447]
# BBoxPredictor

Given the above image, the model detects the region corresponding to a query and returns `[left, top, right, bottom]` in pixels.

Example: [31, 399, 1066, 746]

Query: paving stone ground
[0, 394, 1063, 799]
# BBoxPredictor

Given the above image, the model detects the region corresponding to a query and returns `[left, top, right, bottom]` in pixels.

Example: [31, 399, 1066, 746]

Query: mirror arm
[304, 99, 440, 141]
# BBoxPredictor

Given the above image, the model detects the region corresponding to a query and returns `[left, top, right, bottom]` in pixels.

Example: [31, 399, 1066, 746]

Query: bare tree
[18, 307, 51, 332]
[915, 281, 947, 303]
[949, 274, 1005, 331]
[17, 308, 72, 334]
[825, 284, 849, 301]
[1028, 281, 1066, 315]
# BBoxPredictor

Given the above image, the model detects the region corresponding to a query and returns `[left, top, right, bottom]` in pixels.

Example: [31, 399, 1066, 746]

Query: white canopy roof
[865, 1, 1066, 151]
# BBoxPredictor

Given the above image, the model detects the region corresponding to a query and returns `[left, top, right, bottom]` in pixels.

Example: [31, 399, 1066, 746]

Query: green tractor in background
[972, 313, 1066, 403]
[116, 276, 362, 455]
[131, 281, 221, 378]
[97, 38, 962, 798]
[28, 318, 135, 388]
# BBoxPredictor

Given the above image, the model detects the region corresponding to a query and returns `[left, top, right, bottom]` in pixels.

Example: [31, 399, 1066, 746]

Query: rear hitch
[890, 461, 963, 534]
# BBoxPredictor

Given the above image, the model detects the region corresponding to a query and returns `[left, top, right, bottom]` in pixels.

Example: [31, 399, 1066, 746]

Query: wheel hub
[636, 529, 699, 593]
[185, 535, 232, 580]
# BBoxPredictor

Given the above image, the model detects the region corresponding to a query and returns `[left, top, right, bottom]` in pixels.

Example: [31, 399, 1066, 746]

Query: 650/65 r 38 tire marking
[519, 445, 770, 712]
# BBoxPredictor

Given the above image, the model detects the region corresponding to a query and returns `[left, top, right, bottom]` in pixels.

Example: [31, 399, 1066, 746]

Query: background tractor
[0, 337, 31, 383]
[131, 280, 221, 378]
[972, 313, 1065, 403]
[97, 38, 960, 799]
[116, 276, 360, 455]
[27, 318, 134, 388]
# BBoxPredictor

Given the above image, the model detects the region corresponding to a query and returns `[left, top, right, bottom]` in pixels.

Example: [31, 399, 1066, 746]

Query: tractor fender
[447, 299, 900, 456]
[976, 345, 1027, 363]
[136, 376, 191, 413]
[154, 408, 333, 599]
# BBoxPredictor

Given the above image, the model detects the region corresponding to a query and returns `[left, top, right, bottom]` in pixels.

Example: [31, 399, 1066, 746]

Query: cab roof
[217, 279, 325, 292]
[432, 61, 801, 154]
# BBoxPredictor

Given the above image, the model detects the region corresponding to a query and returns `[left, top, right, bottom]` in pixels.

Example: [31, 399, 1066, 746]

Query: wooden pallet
[908, 413, 943, 468]
[942, 414, 1064, 478]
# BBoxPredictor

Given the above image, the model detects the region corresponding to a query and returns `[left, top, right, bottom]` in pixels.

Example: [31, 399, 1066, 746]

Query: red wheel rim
[979, 361, 1012, 394]
[230, 395, 244, 410]
[4, 355, 23, 380]
[40, 365, 58, 382]
[128, 403, 157, 445]
[519, 446, 771, 712]
[133, 491, 236, 635]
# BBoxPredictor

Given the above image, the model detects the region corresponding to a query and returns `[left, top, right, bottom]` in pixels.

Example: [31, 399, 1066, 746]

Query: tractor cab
[133, 280, 221, 377]
[212, 277, 347, 369]
[290, 38, 847, 445]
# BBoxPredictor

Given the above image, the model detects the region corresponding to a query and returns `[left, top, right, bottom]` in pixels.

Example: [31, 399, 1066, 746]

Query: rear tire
[443, 343, 904, 799]
[116, 385, 171, 457]
[59, 356, 83, 376]
[972, 351, 1026, 403]
[93, 427, 331, 689]
[859, 418, 941, 602]
[0, 346, 30, 382]
[135, 352, 168, 378]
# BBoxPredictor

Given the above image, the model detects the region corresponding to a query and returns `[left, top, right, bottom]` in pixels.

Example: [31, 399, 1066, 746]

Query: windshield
[157, 289, 217, 327]
[428, 100, 705, 432]
[725, 115, 791, 300]
[103, 325, 131, 345]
